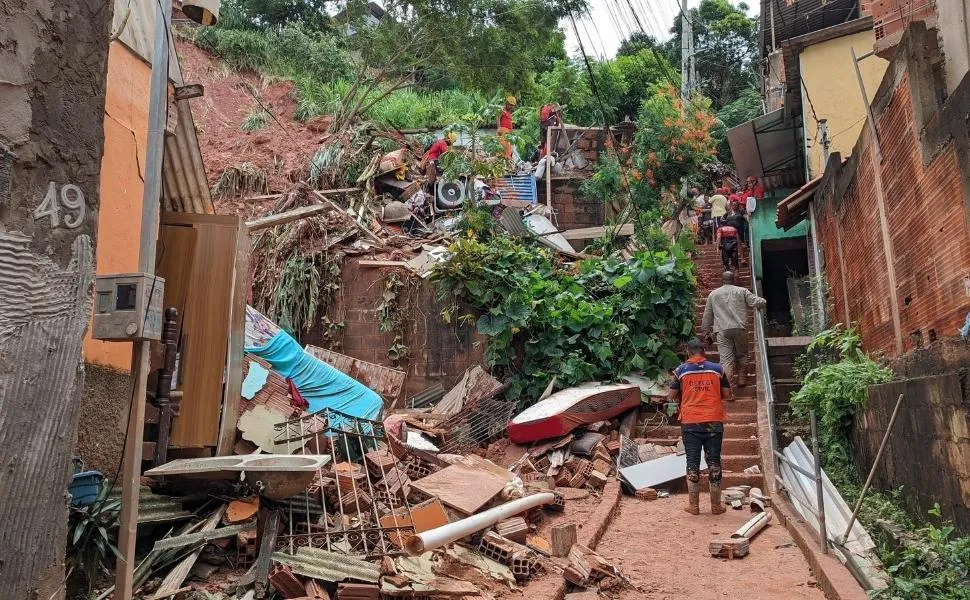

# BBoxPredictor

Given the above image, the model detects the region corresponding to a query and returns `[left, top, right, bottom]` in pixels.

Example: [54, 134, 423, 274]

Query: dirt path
[596, 495, 825, 600]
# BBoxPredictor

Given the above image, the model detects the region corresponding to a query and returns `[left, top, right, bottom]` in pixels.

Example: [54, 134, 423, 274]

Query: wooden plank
[217, 224, 250, 455]
[149, 505, 227, 599]
[254, 509, 282, 598]
[155, 223, 198, 364]
[560, 223, 635, 240]
[246, 203, 332, 232]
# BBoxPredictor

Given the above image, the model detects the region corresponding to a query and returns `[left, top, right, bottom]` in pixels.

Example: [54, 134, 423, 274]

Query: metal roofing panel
[162, 100, 214, 214]
[272, 547, 381, 582]
[492, 175, 537, 205]
[107, 485, 192, 523]
[727, 108, 804, 188]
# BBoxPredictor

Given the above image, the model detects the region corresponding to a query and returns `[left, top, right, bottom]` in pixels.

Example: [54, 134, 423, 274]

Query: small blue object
[241, 363, 270, 400]
[246, 331, 382, 425]
[69, 470, 103, 507]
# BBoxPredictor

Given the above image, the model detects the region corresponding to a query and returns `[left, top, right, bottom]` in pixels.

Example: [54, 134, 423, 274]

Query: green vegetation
[241, 105, 270, 130]
[790, 326, 970, 599]
[67, 482, 120, 589]
[432, 234, 695, 404]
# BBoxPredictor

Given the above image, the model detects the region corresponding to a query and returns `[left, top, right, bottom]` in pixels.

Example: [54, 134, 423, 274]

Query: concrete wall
[750, 193, 809, 279]
[799, 30, 889, 179]
[857, 367, 970, 532]
[935, 0, 970, 94]
[310, 259, 487, 399]
[812, 23, 970, 357]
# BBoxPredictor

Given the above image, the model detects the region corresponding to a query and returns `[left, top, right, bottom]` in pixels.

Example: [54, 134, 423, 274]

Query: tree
[613, 49, 679, 121]
[616, 31, 660, 57]
[663, 0, 759, 110]
[713, 86, 763, 158]
[220, 0, 331, 30]
[0, 2, 112, 598]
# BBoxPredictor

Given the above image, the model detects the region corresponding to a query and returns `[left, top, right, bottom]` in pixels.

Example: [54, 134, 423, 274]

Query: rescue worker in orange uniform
[669, 338, 732, 515]
[497, 95, 516, 161]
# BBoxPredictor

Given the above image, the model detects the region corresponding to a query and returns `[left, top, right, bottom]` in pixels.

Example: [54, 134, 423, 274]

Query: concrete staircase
[640, 242, 764, 489]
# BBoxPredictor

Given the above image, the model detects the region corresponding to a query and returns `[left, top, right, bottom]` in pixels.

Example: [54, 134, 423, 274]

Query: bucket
[68, 458, 103, 507]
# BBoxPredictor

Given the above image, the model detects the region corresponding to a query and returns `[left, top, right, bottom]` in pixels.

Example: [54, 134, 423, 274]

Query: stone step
[640, 437, 761, 455]
[650, 471, 764, 493]
[721, 454, 762, 471]
[651, 422, 759, 439]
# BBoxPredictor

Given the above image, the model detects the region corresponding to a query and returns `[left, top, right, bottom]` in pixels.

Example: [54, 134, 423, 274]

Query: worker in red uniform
[717, 218, 741, 272]
[497, 95, 516, 161]
[538, 102, 562, 156]
[669, 337, 732, 515]
[421, 131, 456, 172]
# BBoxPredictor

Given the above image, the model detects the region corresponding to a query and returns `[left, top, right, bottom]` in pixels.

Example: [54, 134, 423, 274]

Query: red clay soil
[596, 495, 826, 600]
[176, 40, 335, 214]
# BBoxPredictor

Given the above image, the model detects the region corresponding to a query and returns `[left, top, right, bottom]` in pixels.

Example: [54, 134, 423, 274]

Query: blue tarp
[245, 331, 383, 423]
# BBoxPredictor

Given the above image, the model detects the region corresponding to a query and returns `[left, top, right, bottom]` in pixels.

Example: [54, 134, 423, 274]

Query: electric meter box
[92, 273, 165, 341]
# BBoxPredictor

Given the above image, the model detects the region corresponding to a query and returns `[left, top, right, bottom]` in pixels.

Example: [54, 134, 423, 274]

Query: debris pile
[117, 308, 656, 600]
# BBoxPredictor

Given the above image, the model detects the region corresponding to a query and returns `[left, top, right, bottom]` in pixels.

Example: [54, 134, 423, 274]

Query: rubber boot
[684, 479, 700, 515]
[710, 482, 726, 514]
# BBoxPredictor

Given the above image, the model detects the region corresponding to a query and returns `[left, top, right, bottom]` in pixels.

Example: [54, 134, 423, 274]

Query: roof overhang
[775, 173, 823, 229]
[727, 108, 805, 191]
[761, 0, 860, 59]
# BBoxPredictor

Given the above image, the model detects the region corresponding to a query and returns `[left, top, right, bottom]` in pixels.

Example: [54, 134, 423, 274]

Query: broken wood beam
[254, 509, 282, 598]
[550, 523, 577, 558]
[312, 190, 383, 244]
[246, 203, 332, 231]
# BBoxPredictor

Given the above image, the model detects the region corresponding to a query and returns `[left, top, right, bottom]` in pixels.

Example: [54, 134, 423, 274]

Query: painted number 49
[34, 181, 86, 229]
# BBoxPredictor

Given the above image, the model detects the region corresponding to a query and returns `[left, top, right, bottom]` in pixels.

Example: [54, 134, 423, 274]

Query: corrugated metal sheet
[107, 485, 193, 523]
[492, 174, 537, 204]
[272, 547, 381, 582]
[304, 345, 406, 401]
[163, 99, 214, 214]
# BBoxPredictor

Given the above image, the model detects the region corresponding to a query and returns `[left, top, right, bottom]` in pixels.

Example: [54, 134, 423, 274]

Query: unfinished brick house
[772, 20, 970, 530]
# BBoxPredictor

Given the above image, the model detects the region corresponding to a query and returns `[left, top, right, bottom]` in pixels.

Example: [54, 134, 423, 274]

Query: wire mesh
[437, 395, 517, 455]
[272, 407, 418, 558]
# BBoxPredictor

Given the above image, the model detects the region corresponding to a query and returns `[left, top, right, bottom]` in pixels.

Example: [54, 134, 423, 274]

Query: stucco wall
[750, 193, 809, 279]
[799, 30, 889, 179]
[936, 0, 970, 94]
[82, 41, 149, 371]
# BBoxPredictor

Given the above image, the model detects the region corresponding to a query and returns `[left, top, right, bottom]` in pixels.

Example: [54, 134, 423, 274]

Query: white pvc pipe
[732, 511, 772, 540]
[405, 493, 555, 555]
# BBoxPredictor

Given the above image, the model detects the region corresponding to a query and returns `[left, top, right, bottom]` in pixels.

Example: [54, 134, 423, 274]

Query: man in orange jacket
[669, 338, 732, 515]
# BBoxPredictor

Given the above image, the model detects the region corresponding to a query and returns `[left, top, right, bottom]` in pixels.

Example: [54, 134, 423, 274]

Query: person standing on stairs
[669, 337, 732, 515]
[701, 271, 767, 387]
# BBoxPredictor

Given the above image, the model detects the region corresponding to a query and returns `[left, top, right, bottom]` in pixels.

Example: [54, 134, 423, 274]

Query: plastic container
[68, 458, 103, 507]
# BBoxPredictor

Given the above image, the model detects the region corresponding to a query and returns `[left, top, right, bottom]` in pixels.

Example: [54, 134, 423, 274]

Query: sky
[563, 0, 758, 58]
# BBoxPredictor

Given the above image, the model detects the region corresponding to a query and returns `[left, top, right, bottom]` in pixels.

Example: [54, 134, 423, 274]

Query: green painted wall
[750, 191, 808, 279]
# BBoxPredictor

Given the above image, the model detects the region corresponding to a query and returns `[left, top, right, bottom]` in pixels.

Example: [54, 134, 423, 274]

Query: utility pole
[0, 2, 113, 599]
[681, 0, 692, 102]
[114, 0, 172, 597]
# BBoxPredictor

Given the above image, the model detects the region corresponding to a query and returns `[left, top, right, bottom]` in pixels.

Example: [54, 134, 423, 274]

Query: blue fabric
[245, 331, 383, 423]
[960, 312, 970, 340]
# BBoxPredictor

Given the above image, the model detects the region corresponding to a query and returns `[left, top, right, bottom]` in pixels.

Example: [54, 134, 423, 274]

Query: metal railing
[747, 240, 827, 553]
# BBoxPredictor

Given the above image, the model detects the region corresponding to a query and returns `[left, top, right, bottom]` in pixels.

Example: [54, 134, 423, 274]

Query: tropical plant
[431, 234, 696, 404]
[67, 482, 121, 588]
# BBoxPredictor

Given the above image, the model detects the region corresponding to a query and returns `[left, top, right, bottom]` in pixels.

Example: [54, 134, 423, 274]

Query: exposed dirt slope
[176, 39, 332, 216]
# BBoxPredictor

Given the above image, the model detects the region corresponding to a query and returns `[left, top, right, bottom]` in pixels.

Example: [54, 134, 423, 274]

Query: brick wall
[547, 127, 611, 233]
[305, 259, 486, 400]
[813, 23, 970, 357]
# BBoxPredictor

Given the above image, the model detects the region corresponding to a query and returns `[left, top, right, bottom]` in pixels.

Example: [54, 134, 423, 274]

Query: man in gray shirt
[701, 271, 767, 387]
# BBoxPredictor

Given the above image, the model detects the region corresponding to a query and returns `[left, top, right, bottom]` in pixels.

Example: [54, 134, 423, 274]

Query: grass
[241, 105, 269, 131]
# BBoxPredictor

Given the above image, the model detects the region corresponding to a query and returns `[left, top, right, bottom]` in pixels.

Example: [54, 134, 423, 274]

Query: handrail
[748, 240, 779, 492]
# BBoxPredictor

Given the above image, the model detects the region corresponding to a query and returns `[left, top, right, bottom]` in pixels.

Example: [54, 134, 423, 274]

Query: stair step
[651, 423, 759, 439]
[639, 437, 761, 455]
[721, 455, 762, 471]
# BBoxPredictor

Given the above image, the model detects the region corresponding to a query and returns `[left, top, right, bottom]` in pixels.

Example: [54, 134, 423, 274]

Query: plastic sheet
[246, 331, 382, 422]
